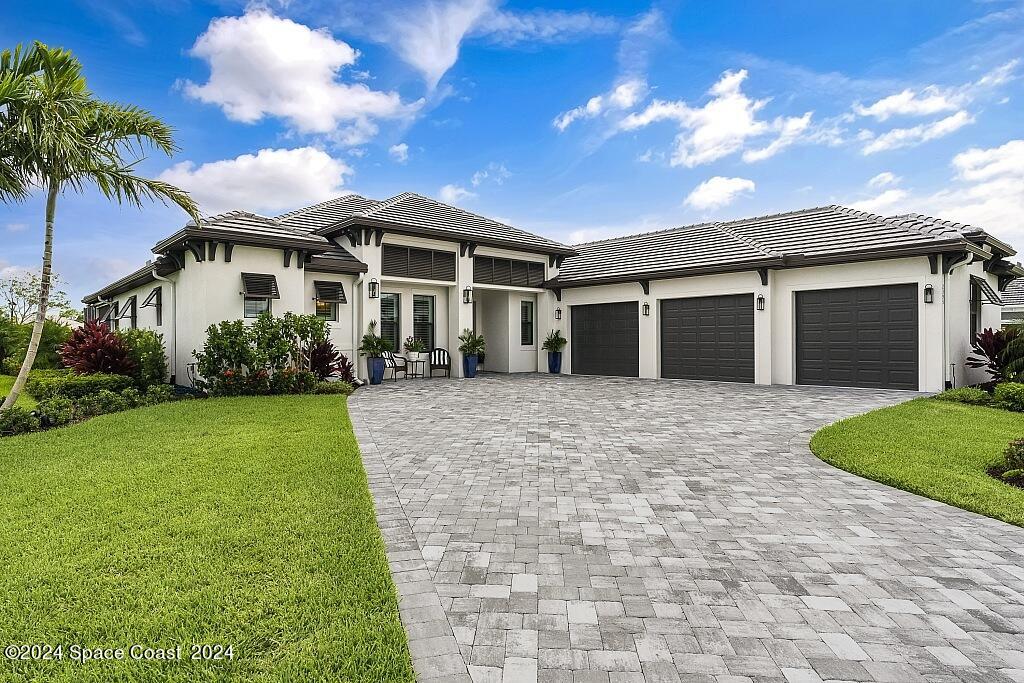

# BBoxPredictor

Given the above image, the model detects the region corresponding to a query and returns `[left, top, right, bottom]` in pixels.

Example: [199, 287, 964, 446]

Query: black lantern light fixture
[555, 307, 562, 320]
[756, 294, 765, 311]
[367, 278, 380, 299]
[642, 301, 650, 316]
[463, 286, 473, 304]
[923, 284, 934, 304]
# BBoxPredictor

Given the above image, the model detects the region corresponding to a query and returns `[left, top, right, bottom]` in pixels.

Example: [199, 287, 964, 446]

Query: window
[381, 293, 400, 352]
[413, 295, 435, 350]
[970, 278, 982, 335]
[381, 245, 456, 281]
[245, 297, 271, 318]
[316, 300, 338, 321]
[520, 300, 535, 346]
[141, 286, 162, 326]
[473, 256, 545, 287]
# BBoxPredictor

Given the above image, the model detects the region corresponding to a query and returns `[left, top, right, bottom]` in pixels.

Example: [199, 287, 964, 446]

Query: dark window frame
[244, 297, 272, 318]
[413, 294, 436, 351]
[970, 278, 982, 336]
[315, 300, 339, 322]
[520, 300, 535, 346]
[380, 292, 401, 353]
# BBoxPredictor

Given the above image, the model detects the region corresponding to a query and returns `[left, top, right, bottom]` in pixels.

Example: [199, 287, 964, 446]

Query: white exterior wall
[948, 259, 1003, 387]
[476, 289, 510, 372]
[302, 271, 356, 361]
[101, 275, 174, 381]
[559, 255, 988, 392]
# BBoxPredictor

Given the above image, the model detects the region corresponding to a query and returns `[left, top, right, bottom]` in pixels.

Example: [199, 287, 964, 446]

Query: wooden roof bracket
[757, 267, 769, 286]
[638, 280, 650, 295]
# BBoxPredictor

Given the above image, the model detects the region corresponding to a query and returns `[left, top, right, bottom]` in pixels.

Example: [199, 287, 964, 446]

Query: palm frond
[85, 161, 200, 221]
[89, 102, 178, 157]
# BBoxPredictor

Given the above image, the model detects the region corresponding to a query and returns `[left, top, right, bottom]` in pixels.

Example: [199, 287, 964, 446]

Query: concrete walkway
[351, 374, 1024, 683]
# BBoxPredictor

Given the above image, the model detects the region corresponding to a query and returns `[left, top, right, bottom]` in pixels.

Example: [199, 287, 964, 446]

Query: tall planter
[463, 354, 479, 378]
[547, 351, 562, 374]
[367, 357, 385, 385]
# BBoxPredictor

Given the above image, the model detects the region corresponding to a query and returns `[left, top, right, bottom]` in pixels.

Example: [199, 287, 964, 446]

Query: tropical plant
[1004, 323, 1024, 381]
[0, 41, 199, 411]
[403, 336, 426, 354]
[994, 382, 1024, 412]
[541, 329, 567, 352]
[967, 327, 1019, 381]
[309, 339, 342, 381]
[358, 320, 391, 357]
[335, 353, 357, 386]
[457, 329, 486, 356]
[193, 320, 253, 384]
[118, 328, 167, 386]
[59, 321, 135, 375]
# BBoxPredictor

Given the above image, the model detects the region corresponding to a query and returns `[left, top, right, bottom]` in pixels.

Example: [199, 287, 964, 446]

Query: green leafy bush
[314, 381, 354, 395]
[933, 387, 992, 406]
[26, 370, 133, 400]
[37, 396, 75, 427]
[0, 407, 39, 436]
[118, 328, 167, 387]
[1004, 438, 1024, 471]
[994, 382, 1024, 412]
[542, 329, 567, 352]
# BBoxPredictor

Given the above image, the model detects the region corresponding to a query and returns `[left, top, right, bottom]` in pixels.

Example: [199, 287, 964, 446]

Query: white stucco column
[358, 240, 382, 379]
[754, 269, 772, 385]
[450, 251, 475, 377]
[638, 288, 657, 378]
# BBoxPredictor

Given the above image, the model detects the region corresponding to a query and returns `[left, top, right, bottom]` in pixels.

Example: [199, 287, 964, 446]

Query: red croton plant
[967, 327, 1020, 381]
[59, 321, 137, 375]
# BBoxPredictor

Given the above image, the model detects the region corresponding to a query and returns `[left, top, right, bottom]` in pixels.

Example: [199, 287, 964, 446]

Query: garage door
[661, 294, 754, 382]
[796, 284, 918, 390]
[570, 302, 639, 376]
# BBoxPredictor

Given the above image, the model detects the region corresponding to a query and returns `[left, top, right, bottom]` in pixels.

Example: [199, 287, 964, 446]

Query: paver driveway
[351, 375, 1024, 683]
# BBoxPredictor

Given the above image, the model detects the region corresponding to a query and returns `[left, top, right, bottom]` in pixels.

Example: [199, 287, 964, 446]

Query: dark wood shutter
[528, 262, 545, 287]
[382, 245, 408, 275]
[381, 245, 456, 281]
[474, 257, 492, 282]
[433, 251, 456, 281]
[313, 280, 347, 304]
[473, 256, 545, 287]
[241, 273, 280, 298]
[511, 261, 529, 286]
[408, 249, 433, 279]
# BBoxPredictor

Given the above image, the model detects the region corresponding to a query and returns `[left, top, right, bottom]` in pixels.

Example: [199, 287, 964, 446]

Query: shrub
[26, 370, 133, 400]
[994, 382, 1024, 412]
[314, 381, 354, 396]
[143, 384, 176, 405]
[118, 328, 167, 387]
[37, 396, 75, 428]
[457, 328, 485, 356]
[933, 387, 992, 406]
[967, 327, 1020, 382]
[1004, 438, 1024, 470]
[335, 353, 357, 386]
[309, 339, 344, 381]
[60, 321, 136, 375]
[542, 329, 567, 353]
[0, 407, 39, 436]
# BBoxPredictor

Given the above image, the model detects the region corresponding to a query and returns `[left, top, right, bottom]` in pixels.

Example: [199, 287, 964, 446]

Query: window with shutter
[381, 245, 455, 281]
[528, 262, 546, 287]
[474, 256, 493, 282]
[520, 300, 534, 346]
[382, 245, 408, 276]
[494, 259, 512, 284]
[473, 256, 545, 287]
[381, 293, 400, 352]
[408, 248, 433, 279]
[511, 261, 529, 286]
[433, 251, 456, 281]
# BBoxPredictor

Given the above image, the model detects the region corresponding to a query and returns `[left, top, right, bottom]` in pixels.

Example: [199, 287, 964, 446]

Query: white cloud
[854, 86, 965, 121]
[952, 139, 1024, 182]
[620, 70, 813, 168]
[473, 8, 617, 46]
[860, 110, 974, 154]
[471, 162, 511, 187]
[849, 188, 909, 214]
[867, 171, 901, 189]
[388, 143, 409, 163]
[183, 9, 418, 141]
[438, 183, 476, 204]
[158, 147, 354, 215]
[684, 176, 756, 211]
[5, 223, 28, 233]
[554, 78, 648, 131]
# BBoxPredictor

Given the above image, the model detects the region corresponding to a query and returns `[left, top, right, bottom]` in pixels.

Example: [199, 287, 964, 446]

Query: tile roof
[275, 194, 381, 233]
[1005, 279, 1024, 307]
[556, 205, 979, 285]
[319, 192, 576, 255]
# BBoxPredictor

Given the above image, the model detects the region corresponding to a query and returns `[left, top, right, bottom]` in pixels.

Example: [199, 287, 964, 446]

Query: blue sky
[3, 0, 1023, 303]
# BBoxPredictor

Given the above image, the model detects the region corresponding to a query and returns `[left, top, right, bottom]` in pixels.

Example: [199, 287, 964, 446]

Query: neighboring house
[84, 197, 1023, 392]
[1002, 279, 1024, 327]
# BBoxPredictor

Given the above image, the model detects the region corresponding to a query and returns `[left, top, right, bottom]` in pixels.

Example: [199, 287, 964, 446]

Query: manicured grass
[811, 398, 1024, 527]
[0, 374, 37, 410]
[0, 395, 413, 682]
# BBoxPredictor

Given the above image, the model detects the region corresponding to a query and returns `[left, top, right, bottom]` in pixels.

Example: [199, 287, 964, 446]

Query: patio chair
[381, 350, 407, 381]
[429, 348, 451, 377]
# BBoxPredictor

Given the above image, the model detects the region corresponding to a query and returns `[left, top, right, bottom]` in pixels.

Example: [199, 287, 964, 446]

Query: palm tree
[0, 42, 199, 410]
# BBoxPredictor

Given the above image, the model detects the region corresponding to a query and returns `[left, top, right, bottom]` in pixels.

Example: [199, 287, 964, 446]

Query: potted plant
[542, 329, 567, 374]
[358, 320, 391, 385]
[403, 336, 426, 361]
[457, 328, 486, 378]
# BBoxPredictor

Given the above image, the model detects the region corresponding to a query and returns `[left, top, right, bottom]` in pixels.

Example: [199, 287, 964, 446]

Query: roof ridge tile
[275, 194, 374, 221]
[710, 221, 783, 258]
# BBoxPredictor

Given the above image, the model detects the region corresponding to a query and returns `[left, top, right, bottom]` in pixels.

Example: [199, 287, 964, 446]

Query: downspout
[942, 254, 973, 389]
[152, 270, 176, 384]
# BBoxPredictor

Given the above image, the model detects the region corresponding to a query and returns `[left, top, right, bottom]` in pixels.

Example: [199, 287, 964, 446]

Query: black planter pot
[547, 351, 562, 374]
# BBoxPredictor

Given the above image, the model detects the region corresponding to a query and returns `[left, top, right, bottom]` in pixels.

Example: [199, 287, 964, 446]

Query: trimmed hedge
[934, 387, 992, 406]
[0, 407, 39, 437]
[994, 382, 1024, 412]
[313, 381, 354, 396]
[25, 370, 134, 401]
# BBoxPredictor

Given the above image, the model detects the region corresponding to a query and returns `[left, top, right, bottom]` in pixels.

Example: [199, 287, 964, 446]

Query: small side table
[406, 358, 426, 378]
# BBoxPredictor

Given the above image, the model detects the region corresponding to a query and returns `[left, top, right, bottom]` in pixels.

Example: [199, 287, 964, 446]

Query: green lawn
[0, 374, 37, 410]
[0, 395, 413, 682]
[811, 398, 1024, 527]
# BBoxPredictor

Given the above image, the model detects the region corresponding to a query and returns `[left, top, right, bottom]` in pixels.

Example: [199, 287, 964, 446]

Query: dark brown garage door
[661, 294, 754, 382]
[796, 284, 918, 390]
[570, 302, 639, 376]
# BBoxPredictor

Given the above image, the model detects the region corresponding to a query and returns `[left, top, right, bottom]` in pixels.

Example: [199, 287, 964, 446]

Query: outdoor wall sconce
[367, 278, 379, 299]
[923, 284, 934, 304]
[463, 286, 473, 304]
[555, 307, 562, 320]
[756, 294, 765, 311]
[642, 302, 650, 316]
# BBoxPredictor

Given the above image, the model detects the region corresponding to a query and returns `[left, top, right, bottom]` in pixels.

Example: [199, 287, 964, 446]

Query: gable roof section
[316, 192, 577, 256]
[556, 205, 986, 287]
[153, 210, 331, 254]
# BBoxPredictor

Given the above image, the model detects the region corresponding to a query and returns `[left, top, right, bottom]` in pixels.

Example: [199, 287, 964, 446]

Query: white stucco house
[84, 193, 1023, 392]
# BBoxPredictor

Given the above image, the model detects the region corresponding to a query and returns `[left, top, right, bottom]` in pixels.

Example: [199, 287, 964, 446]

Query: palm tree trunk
[2, 182, 57, 411]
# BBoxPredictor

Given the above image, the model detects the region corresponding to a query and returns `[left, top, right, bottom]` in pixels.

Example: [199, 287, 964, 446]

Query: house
[84, 195, 1023, 391]
[1003, 279, 1024, 327]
